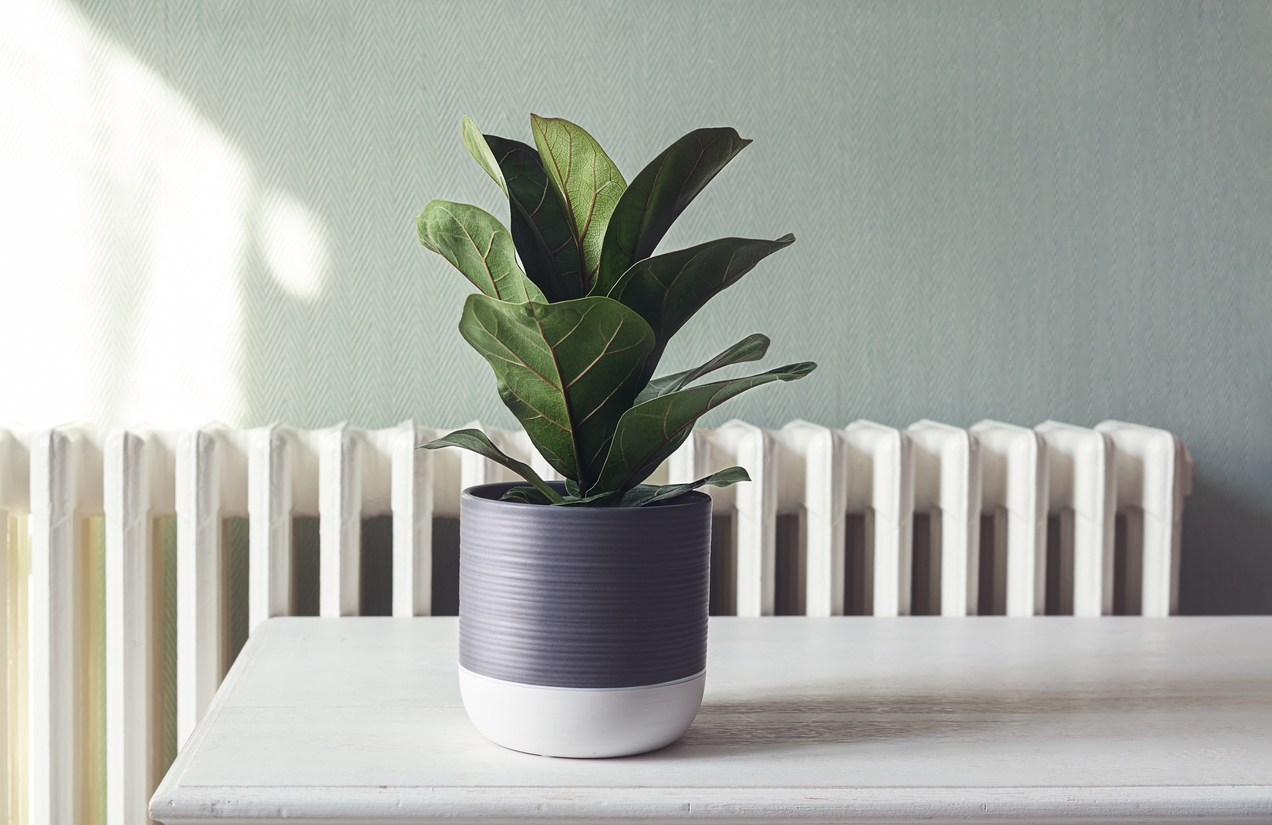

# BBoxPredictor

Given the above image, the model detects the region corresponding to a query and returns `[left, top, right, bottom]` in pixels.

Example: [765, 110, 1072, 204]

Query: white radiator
[0, 417, 1190, 824]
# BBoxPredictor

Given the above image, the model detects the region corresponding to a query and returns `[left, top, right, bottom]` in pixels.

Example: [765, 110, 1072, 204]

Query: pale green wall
[70, 0, 1272, 613]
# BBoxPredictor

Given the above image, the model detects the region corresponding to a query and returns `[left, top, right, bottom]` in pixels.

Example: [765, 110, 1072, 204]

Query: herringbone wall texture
[1, 0, 1269, 612]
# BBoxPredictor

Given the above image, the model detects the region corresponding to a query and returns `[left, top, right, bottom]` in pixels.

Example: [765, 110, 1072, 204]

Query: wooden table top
[151, 616, 1272, 824]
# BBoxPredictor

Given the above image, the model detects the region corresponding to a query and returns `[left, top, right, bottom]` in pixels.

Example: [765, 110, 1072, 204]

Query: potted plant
[416, 114, 815, 758]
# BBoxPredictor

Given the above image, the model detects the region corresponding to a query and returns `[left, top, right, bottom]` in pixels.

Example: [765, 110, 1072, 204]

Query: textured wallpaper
[1, 0, 1269, 612]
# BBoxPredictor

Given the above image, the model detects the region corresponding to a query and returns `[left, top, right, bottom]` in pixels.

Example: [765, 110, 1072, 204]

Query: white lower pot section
[458, 666, 706, 758]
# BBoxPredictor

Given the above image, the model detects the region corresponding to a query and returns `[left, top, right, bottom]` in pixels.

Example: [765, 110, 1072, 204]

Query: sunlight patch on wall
[0, 0, 328, 431]
[129, 92, 250, 430]
[261, 191, 329, 301]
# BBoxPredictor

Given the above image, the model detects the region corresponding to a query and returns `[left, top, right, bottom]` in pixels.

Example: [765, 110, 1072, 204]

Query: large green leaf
[589, 362, 817, 494]
[416, 200, 545, 302]
[419, 429, 563, 504]
[594, 128, 751, 295]
[607, 235, 795, 383]
[634, 333, 770, 405]
[531, 114, 626, 292]
[459, 294, 655, 486]
[462, 117, 585, 301]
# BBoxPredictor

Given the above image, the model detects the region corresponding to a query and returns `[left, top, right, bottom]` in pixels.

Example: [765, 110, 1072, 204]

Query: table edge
[150, 784, 1272, 823]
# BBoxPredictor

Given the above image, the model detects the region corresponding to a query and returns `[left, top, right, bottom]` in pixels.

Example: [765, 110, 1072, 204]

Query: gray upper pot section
[459, 483, 711, 689]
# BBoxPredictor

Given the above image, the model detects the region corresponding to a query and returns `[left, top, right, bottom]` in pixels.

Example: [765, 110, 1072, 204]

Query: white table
[151, 617, 1272, 824]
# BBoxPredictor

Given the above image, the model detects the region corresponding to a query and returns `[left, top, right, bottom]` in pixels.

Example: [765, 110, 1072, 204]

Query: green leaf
[634, 333, 770, 405]
[594, 128, 751, 295]
[531, 114, 627, 293]
[618, 466, 751, 507]
[419, 429, 564, 504]
[500, 485, 553, 504]
[590, 362, 817, 494]
[607, 235, 795, 384]
[564, 478, 582, 498]
[416, 200, 546, 302]
[558, 489, 623, 507]
[489, 134, 586, 302]
[463, 117, 585, 301]
[459, 295, 655, 488]
[461, 116, 508, 198]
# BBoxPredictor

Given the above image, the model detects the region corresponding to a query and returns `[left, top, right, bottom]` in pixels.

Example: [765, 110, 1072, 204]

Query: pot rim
[461, 481, 711, 511]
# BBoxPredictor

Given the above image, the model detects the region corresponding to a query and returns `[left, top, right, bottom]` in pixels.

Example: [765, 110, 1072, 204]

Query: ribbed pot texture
[459, 483, 712, 689]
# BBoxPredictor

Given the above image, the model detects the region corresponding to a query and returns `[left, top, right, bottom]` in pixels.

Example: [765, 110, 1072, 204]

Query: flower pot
[457, 482, 711, 758]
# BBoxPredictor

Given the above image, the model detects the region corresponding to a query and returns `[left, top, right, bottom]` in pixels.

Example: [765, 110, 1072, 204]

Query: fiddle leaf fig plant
[417, 114, 816, 506]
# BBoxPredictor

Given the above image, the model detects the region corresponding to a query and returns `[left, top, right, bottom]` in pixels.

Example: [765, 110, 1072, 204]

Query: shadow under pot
[457, 482, 712, 758]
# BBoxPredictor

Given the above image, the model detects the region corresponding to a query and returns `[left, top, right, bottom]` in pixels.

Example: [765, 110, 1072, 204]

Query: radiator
[0, 417, 1190, 823]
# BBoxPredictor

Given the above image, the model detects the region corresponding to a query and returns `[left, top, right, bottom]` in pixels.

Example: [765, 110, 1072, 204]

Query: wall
[1, 0, 1269, 612]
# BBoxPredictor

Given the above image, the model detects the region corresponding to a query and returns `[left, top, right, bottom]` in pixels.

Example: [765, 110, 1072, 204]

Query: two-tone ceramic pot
[457, 482, 711, 758]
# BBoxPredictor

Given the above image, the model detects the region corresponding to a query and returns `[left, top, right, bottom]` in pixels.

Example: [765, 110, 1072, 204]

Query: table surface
[151, 617, 1272, 824]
